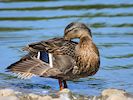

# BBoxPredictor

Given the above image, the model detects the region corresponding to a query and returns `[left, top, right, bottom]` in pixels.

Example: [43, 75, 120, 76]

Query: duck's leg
[58, 79, 63, 90]
[63, 80, 68, 88]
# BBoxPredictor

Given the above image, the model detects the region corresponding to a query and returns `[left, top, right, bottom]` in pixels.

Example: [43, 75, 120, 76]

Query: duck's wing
[7, 38, 77, 79]
[23, 38, 77, 57]
[7, 57, 63, 79]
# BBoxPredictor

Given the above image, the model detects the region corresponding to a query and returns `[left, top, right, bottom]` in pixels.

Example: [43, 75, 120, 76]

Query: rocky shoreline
[0, 88, 133, 100]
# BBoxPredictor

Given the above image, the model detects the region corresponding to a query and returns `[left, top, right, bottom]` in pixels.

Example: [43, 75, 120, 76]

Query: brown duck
[7, 22, 100, 90]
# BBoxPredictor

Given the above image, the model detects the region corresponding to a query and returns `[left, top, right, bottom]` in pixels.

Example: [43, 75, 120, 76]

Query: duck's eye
[74, 29, 78, 33]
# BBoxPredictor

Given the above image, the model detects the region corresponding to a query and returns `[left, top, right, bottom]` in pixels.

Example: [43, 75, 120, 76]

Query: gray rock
[102, 88, 133, 100]
[0, 88, 133, 100]
[0, 96, 19, 100]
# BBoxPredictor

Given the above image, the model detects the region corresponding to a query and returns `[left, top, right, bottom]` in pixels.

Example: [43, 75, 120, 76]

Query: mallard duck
[7, 22, 100, 90]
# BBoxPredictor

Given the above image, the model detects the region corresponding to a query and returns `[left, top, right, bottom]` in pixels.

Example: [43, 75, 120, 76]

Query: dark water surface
[0, 0, 133, 96]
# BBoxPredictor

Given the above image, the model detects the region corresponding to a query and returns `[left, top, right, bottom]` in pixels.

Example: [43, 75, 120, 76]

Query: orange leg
[58, 79, 63, 90]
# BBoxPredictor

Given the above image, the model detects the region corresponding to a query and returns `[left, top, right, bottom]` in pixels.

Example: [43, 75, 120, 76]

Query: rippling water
[0, 0, 133, 96]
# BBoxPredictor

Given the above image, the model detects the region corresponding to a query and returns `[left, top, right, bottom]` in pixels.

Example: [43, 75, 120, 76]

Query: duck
[7, 22, 100, 90]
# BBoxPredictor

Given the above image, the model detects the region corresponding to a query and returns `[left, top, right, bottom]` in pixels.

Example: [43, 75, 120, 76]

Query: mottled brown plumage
[7, 22, 100, 90]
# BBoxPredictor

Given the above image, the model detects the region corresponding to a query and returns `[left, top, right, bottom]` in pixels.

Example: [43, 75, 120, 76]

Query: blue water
[0, 0, 133, 96]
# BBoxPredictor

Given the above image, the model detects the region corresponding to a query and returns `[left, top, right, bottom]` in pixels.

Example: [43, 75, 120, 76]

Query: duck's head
[64, 22, 92, 41]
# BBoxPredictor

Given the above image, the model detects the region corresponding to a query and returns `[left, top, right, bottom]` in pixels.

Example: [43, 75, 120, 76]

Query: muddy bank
[0, 88, 133, 100]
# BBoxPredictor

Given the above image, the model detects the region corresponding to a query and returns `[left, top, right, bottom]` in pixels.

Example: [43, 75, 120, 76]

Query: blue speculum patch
[40, 51, 49, 63]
